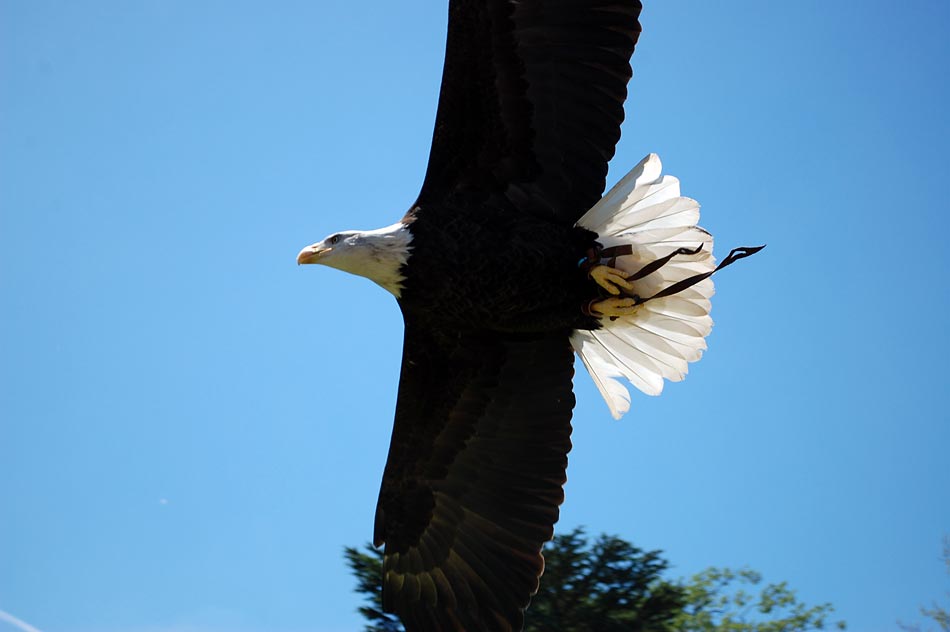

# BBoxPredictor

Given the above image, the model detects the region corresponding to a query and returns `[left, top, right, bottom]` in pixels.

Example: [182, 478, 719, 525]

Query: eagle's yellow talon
[589, 297, 641, 318]
[589, 264, 634, 295]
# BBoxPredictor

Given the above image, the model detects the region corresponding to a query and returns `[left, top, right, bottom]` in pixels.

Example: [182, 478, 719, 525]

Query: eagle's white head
[296, 221, 413, 297]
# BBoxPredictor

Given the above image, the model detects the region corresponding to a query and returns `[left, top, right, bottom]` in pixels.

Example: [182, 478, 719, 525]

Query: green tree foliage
[674, 567, 845, 631]
[344, 528, 845, 632]
[899, 535, 950, 632]
[343, 545, 402, 632]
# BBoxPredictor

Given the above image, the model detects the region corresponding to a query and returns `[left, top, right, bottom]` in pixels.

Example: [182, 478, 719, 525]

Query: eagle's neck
[335, 222, 413, 297]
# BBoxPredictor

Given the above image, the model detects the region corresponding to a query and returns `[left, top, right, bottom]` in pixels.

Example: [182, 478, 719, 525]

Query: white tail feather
[573, 154, 716, 419]
[572, 333, 633, 419]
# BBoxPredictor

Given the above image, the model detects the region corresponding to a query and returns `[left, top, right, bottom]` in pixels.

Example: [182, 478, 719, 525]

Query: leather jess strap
[582, 243, 766, 307]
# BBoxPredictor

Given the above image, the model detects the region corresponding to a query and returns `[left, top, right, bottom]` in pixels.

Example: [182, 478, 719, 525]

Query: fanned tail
[572, 154, 717, 419]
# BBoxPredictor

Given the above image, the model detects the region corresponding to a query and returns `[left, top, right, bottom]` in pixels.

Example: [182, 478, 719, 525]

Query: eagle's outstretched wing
[374, 322, 575, 630]
[373, 2, 645, 628]
[416, 0, 643, 225]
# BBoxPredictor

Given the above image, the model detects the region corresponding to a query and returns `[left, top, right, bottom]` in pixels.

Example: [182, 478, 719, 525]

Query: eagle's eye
[327, 234, 342, 245]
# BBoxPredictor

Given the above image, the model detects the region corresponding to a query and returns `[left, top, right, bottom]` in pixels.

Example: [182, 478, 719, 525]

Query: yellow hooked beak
[296, 244, 329, 265]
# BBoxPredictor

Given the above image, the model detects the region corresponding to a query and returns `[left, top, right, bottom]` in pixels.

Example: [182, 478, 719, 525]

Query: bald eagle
[297, 1, 760, 629]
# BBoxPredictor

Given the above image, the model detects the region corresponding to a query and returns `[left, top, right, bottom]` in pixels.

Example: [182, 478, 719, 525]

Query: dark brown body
[400, 197, 602, 334]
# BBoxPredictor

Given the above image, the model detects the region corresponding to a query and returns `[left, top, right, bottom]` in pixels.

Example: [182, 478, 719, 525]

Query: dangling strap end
[720, 244, 766, 268]
[638, 243, 765, 304]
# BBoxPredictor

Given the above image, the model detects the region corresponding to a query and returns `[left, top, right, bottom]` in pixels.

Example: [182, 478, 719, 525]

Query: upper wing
[374, 321, 576, 631]
[416, 0, 643, 225]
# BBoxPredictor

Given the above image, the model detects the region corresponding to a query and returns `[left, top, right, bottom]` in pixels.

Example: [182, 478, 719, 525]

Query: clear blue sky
[2, 2, 948, 631]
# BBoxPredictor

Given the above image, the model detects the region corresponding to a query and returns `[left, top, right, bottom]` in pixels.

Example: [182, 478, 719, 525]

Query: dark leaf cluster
[523, 527, 685, 631]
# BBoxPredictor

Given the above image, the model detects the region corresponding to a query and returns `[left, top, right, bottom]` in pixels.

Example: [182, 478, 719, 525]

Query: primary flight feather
[297, 1, 759, 629]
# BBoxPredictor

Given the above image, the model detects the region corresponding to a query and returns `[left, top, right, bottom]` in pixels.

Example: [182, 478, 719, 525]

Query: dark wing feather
[374, 321, 575, 631]
[416, 0, 643, 225]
